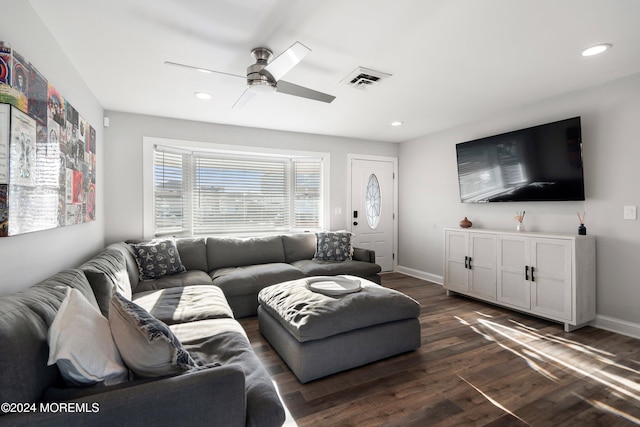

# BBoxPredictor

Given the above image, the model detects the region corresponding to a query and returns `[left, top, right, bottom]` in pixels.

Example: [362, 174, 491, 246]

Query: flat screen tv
[456, 117, 585, 203]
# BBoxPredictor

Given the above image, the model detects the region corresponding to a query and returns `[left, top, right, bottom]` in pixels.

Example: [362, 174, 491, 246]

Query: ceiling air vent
[340, 67, 391, 90]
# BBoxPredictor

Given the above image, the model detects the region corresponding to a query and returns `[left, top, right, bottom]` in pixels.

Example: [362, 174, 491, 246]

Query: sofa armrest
[0, 365, 246, 427]
[353, 247, 376, 263]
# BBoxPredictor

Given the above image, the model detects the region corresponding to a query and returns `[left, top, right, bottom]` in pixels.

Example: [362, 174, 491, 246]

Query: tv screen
[456, 117, 585, 203]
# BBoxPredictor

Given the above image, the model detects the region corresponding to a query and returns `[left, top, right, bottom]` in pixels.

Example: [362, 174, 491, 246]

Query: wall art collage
[0, 42, 96, 237]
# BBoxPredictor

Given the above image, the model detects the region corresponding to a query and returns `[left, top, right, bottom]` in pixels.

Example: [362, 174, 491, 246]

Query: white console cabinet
[444, 228, 596, 331]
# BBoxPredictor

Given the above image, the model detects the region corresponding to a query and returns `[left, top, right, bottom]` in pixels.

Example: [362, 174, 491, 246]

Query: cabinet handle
[525, 266, 529, 281]
[468, 257, 473, 270]
[531, 266, 535, 282]
[464, 256, 468, 269]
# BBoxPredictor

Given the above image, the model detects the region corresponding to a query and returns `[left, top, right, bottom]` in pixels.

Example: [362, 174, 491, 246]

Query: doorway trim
[347, 153, 398, 272]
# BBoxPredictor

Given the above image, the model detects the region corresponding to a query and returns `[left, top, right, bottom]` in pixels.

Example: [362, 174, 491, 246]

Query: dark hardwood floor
[239, 273, 640, 426]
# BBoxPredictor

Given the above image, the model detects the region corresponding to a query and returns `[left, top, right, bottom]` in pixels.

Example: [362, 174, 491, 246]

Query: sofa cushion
[314, 231, 353, 261]
[0, 269, 96, 404]
[207, 235, 286, 270]
[291, 259, 382, 278]
[82, 271, 113, 318]
[171, 318, 285, 427]
[80, 248, 133, 303]
[47, 288, 129, 386]
[130, 239, 187, 281]
[106, 242, 142, 293]
[109, 292, 197, 378]
[133, 270, 213, 293]
[281, 233, 317, 263]
[176, 238, 208, 271]
[133, 286, 234, 325]
[210, 263, 306, 297]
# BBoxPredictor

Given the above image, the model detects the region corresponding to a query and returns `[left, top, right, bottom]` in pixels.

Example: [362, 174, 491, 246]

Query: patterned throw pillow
[108, 292, 197, 378]
[314, 231, 353, 262]
[130, 239, 186, 281]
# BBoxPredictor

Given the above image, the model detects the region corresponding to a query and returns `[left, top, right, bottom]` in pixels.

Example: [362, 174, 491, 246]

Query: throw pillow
[47, 288, 129, 387]
[108, 291, 197, 378]
[129, 239, 186, 281]
[314, 231, 354, 261]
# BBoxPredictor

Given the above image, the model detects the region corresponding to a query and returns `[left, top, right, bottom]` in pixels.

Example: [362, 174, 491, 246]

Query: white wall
[0, 2, 105, 295]
[398, 72, 640, 336]
[103, 111, 398, 243]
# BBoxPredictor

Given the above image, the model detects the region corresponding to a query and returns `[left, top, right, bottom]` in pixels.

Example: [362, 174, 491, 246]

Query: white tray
[306, 276, 361, 296]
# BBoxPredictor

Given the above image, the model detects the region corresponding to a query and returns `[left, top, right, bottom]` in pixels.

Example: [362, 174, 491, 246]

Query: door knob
[353, 221, 358, 226]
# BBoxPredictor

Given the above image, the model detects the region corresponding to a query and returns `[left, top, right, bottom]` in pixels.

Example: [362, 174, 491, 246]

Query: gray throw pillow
[314, 231, 353, 261]
[129, 239, 186, 281]
[109, 292, 197, 378]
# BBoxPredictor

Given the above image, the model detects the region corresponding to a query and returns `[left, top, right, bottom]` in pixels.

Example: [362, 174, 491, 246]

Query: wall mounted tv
[456, 117, 585, 203]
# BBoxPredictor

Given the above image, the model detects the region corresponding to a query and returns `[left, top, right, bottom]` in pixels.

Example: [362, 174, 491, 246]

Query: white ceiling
[29, 0, 640, 143]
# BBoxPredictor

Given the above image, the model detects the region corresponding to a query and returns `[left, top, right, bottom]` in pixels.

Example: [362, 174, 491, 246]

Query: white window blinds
[153, 148, 190, 236]
[293, 160, 321, 228]
[153, 145, 322, 237]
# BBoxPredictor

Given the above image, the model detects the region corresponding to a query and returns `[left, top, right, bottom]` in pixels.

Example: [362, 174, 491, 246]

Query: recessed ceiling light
[391, 121, 404, 127]
[581, 43, 612, 57]
[194, 92, 212, 100]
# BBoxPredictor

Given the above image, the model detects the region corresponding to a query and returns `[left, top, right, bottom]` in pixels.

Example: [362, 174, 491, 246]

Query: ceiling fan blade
[164, 61, 245, 80]
[232, 87, 255, 109]
[264, 41, 310, 81]
[276, 80, 335, 103]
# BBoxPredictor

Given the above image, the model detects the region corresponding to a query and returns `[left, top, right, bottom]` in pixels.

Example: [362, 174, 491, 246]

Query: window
[150, 142, 326, 237]
[365, 174, 381, 229]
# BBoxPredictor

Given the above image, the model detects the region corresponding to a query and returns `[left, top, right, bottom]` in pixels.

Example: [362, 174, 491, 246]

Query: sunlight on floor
[458, 375, 528, 424]
[455, 314, 640, 423]
[272, 379, 299, 427]
[581, 395, 640, 424]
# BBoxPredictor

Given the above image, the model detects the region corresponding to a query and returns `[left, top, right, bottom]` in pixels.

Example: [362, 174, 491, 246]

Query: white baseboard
[591, 315, 640, 340]
[395, 266, 443, 285]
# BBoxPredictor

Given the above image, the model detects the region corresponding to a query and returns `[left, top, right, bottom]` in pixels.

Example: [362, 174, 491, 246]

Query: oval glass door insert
[365, 174, 381, 228]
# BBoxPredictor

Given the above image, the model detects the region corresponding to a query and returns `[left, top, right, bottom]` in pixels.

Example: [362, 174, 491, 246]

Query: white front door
[350, 157, 396, 271]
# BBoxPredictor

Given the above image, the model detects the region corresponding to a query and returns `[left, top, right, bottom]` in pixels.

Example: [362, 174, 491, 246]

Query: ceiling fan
[165, 41, 335, 108]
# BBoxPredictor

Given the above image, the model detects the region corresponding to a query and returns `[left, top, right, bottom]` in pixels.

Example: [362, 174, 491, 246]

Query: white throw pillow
[48, 288, 129, 386]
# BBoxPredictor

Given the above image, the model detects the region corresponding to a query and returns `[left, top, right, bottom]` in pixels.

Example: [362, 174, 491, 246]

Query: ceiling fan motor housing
[247, 47, 276, 92]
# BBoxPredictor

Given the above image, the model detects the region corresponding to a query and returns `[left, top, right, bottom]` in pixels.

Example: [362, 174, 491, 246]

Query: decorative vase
[459, 217, 472, 228]
[578, 224, 586, 235]
[516, 223, 524, 232]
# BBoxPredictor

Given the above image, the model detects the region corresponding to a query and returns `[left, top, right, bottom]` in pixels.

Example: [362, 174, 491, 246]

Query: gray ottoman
[257, 276, 421, 383]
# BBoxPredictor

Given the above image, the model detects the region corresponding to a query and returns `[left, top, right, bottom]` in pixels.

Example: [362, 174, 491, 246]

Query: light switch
[624, 205, 637, 220]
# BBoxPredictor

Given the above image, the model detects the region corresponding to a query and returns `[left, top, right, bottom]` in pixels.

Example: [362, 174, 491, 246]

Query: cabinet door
[444, 231, 469, 293]
[530, 238, 572, 321]
[468, 233, 497, 300]
[497, 235, 530, 308]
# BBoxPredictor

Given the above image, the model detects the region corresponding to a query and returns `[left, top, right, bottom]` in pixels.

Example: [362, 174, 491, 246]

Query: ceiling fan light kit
[166, 41, 334, 108]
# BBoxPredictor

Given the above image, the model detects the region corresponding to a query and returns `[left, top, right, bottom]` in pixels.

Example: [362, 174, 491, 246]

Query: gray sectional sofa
[117, 233, 382, 318]
[0, 232, 381, 427]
